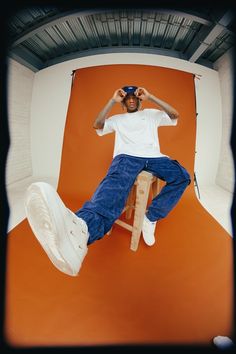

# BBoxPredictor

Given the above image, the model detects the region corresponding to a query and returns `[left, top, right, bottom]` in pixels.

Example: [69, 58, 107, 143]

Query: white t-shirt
[96, 108, 177, 158]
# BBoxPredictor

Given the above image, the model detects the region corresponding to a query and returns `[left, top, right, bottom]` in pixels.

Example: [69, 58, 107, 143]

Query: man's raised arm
[93, 88, 126, 129]
[135, 87, 179, 120]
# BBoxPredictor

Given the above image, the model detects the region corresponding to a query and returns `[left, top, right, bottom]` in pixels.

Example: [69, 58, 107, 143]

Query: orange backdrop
[57, 64, 196, 205]
[5, 65, 233, 347]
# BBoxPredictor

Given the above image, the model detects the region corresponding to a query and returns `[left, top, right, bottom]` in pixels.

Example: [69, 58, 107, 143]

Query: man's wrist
[148, 94, 154, 101]
[109, 98, 116, 105]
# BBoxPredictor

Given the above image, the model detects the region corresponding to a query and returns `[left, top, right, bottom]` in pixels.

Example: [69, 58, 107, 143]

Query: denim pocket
[107, 155, 126, 176]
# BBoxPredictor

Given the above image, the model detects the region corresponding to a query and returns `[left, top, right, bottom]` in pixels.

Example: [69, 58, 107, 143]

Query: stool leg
[107, 227, 113, 236]
[151, 178, 160, 198]
[126, 185, 136, 219]
[130, 175, 153, 251]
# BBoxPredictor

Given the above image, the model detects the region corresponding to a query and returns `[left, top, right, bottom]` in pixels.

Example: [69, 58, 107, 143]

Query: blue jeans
[76, 154, 191, 244]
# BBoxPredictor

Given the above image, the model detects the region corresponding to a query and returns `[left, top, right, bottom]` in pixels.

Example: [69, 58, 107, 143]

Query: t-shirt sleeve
[95, 117, 115, 136]
[159, 110, 178, 126]
[150, 109, 178, 127]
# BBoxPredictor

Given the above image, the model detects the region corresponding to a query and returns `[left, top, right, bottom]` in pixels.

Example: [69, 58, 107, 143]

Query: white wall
[6, 58, 34, 185]
[194, 72, 223, 186]
[30, 53, 223, 188]
[213, 48, 234, 193]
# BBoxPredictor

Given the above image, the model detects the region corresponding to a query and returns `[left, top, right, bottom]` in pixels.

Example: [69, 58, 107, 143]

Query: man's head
[122, 85, 141, 113]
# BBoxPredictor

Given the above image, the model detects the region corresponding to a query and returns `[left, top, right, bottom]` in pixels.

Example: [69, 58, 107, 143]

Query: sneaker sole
[25, 182, 86, 276]
[142, 234, 155, 246]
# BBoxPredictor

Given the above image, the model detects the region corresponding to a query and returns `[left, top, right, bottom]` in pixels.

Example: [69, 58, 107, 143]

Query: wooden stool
[108, 171, 160, 251]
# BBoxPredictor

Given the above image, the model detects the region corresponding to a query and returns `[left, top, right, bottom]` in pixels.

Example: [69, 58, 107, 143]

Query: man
[25, 86, 191, 277]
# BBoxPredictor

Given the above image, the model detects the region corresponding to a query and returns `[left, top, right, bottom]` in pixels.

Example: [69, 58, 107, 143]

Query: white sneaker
[142, 214, 156, 246]
[24, 182, 89, 276]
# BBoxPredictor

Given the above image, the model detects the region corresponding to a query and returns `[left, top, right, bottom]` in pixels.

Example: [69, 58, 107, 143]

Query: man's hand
[112, 88, 127, 103]
[135, 87, 150, 101]
[93, 88, 126, 129]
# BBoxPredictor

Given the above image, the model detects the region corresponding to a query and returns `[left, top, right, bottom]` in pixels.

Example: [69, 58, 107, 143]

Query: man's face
[123, 94, 139, 113]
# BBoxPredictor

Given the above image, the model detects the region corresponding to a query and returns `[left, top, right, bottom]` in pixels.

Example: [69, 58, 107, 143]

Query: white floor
[195, 183, 233, 237]
[6, 176, 234, 237]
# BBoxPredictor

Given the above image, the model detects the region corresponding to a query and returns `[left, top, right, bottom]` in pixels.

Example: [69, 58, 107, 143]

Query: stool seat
[108, 171, 160, 251]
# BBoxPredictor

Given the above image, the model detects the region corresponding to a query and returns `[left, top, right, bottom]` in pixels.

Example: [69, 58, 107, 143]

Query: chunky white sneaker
[142, 214, 156, 246]
[24, 182, 89, 276]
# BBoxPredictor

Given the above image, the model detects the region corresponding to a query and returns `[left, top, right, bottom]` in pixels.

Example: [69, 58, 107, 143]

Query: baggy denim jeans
[76, 154, 191, 244]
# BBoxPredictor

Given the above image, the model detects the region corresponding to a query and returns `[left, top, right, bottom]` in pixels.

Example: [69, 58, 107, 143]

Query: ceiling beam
[42, 46, 214, 70]
[10, 7, 213, 48]
[8, 44, 214, 72]
[157, 8, 212, 25]
[186, 10, 234, 63]
[8, 46, 44, 72]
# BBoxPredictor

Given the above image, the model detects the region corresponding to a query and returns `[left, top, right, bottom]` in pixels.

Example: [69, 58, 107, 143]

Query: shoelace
[67, 210, 88, 251]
